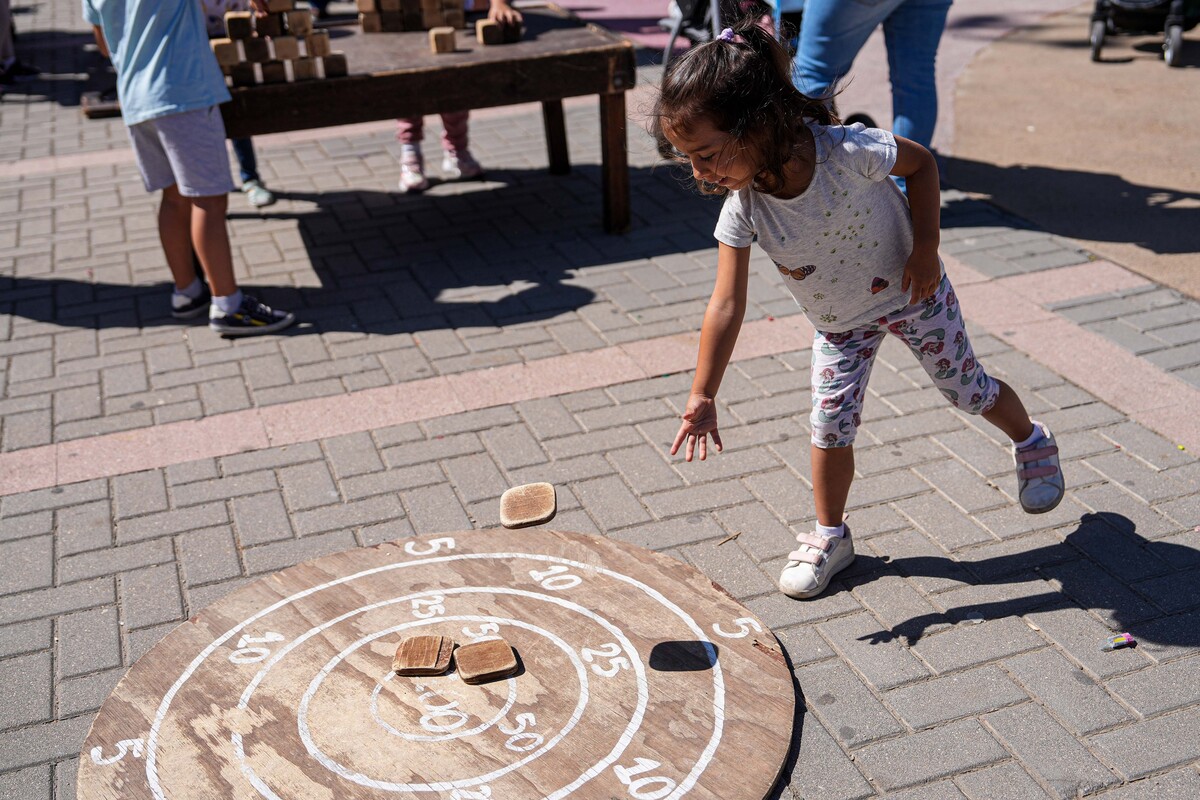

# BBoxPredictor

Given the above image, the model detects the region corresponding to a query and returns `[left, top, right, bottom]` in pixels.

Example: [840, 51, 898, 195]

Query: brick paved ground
[3, 2, 1200, 799]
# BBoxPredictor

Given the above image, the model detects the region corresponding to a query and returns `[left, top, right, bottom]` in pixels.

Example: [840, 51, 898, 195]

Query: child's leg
[811, 443, 855, 528]
[190, 193, 238, 299]
[439, 111, 469, 154]
[396, 116, 423, 146]
[895, 275, 1064, 512]
[158, 186, 198, 291]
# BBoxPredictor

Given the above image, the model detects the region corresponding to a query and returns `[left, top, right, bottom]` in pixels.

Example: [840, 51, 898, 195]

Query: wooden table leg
[542, 100, 570, 176]
[598, 91, 630, 234]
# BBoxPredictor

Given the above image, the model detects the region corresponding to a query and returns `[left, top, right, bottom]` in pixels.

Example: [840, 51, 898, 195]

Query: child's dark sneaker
[779, 525, 855, 599]
[171, 284, 211, 319]
[1014, 421, 1065, 514]
[209, 294, 295, 337]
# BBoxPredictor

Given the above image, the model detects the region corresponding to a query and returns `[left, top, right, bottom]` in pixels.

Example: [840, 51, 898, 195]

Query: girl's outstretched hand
[671, 394, 723, 462]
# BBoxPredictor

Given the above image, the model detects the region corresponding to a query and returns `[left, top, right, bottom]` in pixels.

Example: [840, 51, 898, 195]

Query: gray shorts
[127, 106, 236, 197]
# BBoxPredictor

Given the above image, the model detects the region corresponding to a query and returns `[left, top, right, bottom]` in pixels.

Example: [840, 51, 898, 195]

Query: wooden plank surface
[221, 4, 636, 138]
[76, 529, 795, 799]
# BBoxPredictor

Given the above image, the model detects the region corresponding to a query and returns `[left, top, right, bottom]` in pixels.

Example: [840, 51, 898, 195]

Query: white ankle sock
[213, 290, 243, 314]
[1014, 424, 1042, 449]
[175, 277, 204, 299]
[817, 523, 845, 538]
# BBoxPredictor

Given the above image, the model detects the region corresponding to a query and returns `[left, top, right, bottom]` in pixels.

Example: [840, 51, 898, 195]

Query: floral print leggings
[810, 275, 1000, 448]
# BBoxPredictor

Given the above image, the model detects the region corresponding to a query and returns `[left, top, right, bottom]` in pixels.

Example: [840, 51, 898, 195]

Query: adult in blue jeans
[791, 0, 952, 149]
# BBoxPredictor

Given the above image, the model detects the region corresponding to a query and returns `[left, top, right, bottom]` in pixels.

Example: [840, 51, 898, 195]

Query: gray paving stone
[1097, 422, 1195, 471]
[819, 611, 932, 689]
[985, 703, 1119, 798]
[111, 469, 168, 519]
[0, 618, 52, 660]
[442, 453, 508, 504]
[911, 616, 1046, 674]
[59, 537, 174, 584]
[893, 491, 997, 552]
[119, 563, 183, 630]
[573, 475, 652, 530]
[1088, 768, 1200, 799]
[713, 502, 795, 561]
[1084, 451, 1193, 504]
[242, 530, 358, 575]
[0, 764, 50, 800]
[886, 665, 1027, 730]
[796, 659, 905, 748]
[1040, 558, 1161, 628]
[0, 509, 52, 544]
[745, 585, 863, 631]
[382, 431, 482, 468]
[125, 619, 180, 663]
[0, 535, 53, 595]
[400, 483, 472, 534]
[171, 471, 278, 508]
[1005, 649, 1133, 735]
[0, 651, 52, 730]
[0, 479, 107, 518]
[973, 496, 1091, 540]
[480, 423, 547, 471]
[867, 529, 975, 594]
[277, 461, 341, 512]
[179, 525, 243, 587]
[1073, 485, 1182, 540]
[954, 761, 1055, 800]
[231, 492, 293, 546]
[218, 441, 324, 476]
[57, 606, 122, 679]
[785, 714, 874, 800]
[1106, 656, 1200, 717]
[643, 478, 757, 519]
[1090, 705, 1200, 779]
[514, 397, 582, 439]
[847, 571, 949, 644]
[741, 468, 811, 523]
[0, 715, 93, 772]
[680, 538, 777, 599]
[294, 494, 405, 537]
[0, 575, 113, 627]
[165, 458, 220, 486]
[854, 718, 1008, 791]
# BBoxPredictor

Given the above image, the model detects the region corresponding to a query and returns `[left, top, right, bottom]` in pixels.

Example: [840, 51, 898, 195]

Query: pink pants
[395, 112, 469, 153]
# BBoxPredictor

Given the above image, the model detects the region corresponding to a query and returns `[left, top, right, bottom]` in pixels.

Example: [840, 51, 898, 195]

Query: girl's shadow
[845, 512, 1200, 650]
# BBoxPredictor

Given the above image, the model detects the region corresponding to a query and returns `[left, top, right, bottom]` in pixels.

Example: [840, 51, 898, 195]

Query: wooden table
[221, 5, 637, 232]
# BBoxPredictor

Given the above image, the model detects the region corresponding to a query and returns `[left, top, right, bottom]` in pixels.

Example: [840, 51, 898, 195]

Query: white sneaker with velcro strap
[1013, 420, 1065, 514]
[779, 526, 855, 599]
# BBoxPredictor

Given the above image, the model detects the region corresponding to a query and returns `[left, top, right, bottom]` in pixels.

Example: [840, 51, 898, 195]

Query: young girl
[655, 22, 1065, 600]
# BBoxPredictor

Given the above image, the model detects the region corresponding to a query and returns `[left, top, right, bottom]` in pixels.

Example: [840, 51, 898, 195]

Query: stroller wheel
[1165, 24, 1183, 67]
[1089, 19, 1105, 62]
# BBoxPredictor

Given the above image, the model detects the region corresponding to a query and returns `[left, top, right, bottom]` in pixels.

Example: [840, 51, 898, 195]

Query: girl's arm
[670, 242, 751, 462]
[891, 136, 942, 304]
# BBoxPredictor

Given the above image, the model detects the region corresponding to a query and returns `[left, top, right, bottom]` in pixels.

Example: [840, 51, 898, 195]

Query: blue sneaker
[209, 294, 295, 337]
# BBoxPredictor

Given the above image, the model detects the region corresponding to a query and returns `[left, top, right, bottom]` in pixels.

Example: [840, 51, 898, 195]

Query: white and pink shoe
[779, 526, 855, 599]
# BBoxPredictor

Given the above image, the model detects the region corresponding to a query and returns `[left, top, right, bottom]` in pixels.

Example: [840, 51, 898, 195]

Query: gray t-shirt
[715, 123, 930, 333]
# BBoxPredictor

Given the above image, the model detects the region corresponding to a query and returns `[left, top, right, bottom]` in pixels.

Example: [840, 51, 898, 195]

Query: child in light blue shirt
[82, 0, 294, 336]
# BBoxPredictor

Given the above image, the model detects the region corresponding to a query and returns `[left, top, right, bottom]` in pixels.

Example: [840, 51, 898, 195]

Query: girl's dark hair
[652, 18, 837, 196]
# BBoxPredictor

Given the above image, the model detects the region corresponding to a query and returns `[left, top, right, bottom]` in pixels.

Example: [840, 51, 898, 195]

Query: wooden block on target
[393, 635, 454, 676]
[243, 36, 271, 63]
[210, 38, 240, 67]
[455, 638, 518, 685]
[499, 482, 556, 529]
[429, 26, 456, 54]
[266, 0, 293, 11]
[257, 13, 285, 38]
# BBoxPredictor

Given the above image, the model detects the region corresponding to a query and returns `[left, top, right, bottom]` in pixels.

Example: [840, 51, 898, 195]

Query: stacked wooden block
[210, 0, 348, 87]
[358, 0, 465, 33]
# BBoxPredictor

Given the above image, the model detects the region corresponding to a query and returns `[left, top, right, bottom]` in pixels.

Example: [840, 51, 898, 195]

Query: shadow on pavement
[0, 164, 719, 337]
[0, 29, 114, 108]
[943, 155, 1200, 256]
[837, 512, 1200, 650]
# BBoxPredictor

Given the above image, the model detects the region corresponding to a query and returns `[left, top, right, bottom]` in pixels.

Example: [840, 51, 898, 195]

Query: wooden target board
[78, 529, 795, 800]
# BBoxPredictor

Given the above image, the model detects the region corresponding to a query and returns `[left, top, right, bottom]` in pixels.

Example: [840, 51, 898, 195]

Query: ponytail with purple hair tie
[718, 27, 738, 42]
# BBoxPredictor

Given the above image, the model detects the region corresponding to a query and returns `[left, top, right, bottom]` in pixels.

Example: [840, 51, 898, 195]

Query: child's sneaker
[1013, 421, 1065, 514]
[399, 153, 428, 193]
[442, 149, 483, 181]
[209, 294, 295, 337]
[171, 284, 211, 320]
[241, 179, 276, 208]
[779, 526, 855, 599]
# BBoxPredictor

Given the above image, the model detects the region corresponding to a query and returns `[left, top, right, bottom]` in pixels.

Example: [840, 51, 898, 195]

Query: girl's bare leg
[811, 444, 854, 527]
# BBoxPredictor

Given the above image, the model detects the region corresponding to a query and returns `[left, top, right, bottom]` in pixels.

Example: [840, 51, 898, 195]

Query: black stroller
[1089, 0, 1200, 66]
